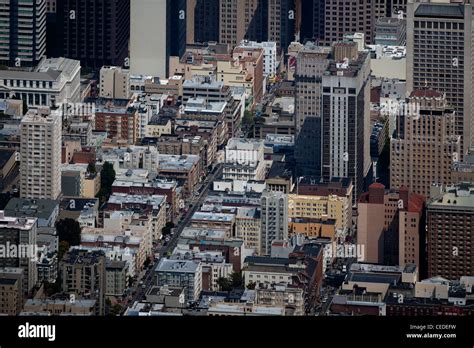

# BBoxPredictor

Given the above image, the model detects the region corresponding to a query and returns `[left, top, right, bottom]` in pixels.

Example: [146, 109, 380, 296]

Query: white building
[0, 57, 81, 107]
[223, 138, 266, 181]
[237, 40, 277, 77]
[260, 191, 288, 256]
[20, 108, 62, 200]
[155, 259, 203, 302]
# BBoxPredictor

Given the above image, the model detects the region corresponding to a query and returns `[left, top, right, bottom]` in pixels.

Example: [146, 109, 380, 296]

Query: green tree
[246, 281, 257, 290]
[229, 271, 244, 289]
[87, 162, 97, 174]
[58, 240, 70, 262]
[110, 304, 123, 316]
[217, 277, 232, 292]
[97, 162, 116, 204]
[56, 219, 81, 246]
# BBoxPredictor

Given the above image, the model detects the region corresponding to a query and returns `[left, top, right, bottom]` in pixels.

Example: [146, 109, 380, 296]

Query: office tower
[45, 0, 56, 12]
[219, 0, 265, 48]
[0, 214, 37, 295]
[322, 0, 387, 45]
[194, 0, 220, 43]
[407, 0, 473, 154]
[0, 0, 46, 67]
[294, 44, 331, 176]
[56, 0, 130, 68]
[427, 183, 474, 280]
[219, 0, 296, 51]
[392, 0, 407, 14]
[391, 90, 461, 198]
[99, 66, 130, 99]
[20, 108, 62, 200]
[375, 17, 407, 46]
[0, 268, 23, 315]
[358, 184, 425, 268]
[130, 0, 187, 77]
[321, 45, 371, 202]
[260, 191, 288, 256]
[299, 0, 325, 43]
[60, 249, 106, 316]
[267, 0, 296, 52]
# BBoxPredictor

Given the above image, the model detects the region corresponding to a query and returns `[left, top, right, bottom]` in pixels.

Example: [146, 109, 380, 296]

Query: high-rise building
[427, 183, 474, 280]
[20, 108, 62, 200]
[322, 0, 387, 45]
[294, 44, 331, 176]
[55, 0, 130, 68]
[193, 0, 220, 43]
[392, 0, 407, 14]
[0, 214, 37, 295]
[219, 0, 265, 48]
[0, 0, 46, 67]
[219, 0, 296, 51]
[260, 191, 289, 256]
[391, 89, 461, 198]
[267, 0, 296, 52]
[299, 0, 325, 43]
[407, 0, 473, 154]
[358, 184, 425, 269]
[130, 0, 187, 77]
[60, 249, 106, 315]
[321, 45, 371, 202]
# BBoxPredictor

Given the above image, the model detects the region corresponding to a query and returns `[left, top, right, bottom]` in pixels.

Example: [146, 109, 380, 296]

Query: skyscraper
[322, 0, 387, 45]
[260, 191, 288, 256]
[193, 0, 220, 43]
[0, 0, 46, 67]
[219, 0, 296, 51]
[427, 183, 474, 280]
[130, 0, 187, 77]
[391, 89, 461, 198]
[20, 108, 62, 200]
[299, 0, 323, 43]
[321, 44, 371, 201]
[407, 0, 473, 155]
[294, 44, 331, 176]
[55, 0, 130, 68]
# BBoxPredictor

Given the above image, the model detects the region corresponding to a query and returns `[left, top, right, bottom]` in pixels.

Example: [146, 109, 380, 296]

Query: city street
[125, 163, 223, 308]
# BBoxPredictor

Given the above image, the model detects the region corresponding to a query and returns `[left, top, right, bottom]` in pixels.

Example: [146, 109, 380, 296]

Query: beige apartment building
[235, 207, 261, 253]
[20, 108, 62, 200]
[216, 47, 264, 106]
[288, 193, 351, 233]
[99, 66, 130, 99]
[391, 90, 461, 198]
